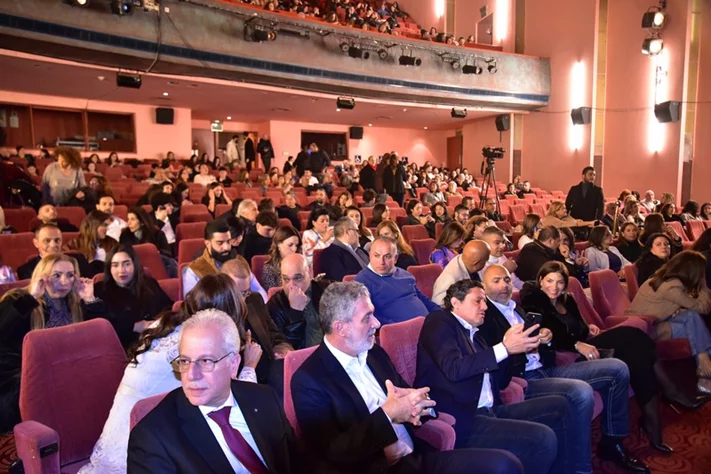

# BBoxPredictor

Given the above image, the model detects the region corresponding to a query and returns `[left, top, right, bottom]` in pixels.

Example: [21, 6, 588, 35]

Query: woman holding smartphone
[520, 261, 671, 453]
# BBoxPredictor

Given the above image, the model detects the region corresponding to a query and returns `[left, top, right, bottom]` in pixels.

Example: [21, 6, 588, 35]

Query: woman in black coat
[635, 233, 672, 285]
[94, 245, 173, 349]
[616, 222, 644, 263]
[381, 155, 405, 206]
[520, 261, 670, 453]
[120, 206, 177, 277]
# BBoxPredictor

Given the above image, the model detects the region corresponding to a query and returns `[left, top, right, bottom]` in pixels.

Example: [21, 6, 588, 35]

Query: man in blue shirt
[354, 237, 439, 325]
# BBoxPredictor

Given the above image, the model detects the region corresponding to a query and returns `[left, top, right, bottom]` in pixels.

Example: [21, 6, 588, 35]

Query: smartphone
[523, 312, 542, 338]
[598, 348, 615, 359]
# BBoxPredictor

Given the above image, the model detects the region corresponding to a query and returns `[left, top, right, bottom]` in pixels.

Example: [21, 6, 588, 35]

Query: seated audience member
[216, 166, 233, 187]
[503, 183, 518, 197]
[622, 200, 645, 227]
[405, 199, 436, 239]
[516, 226, 564, 282]
[361, 188, 377, 207]
[277, 191, 302, 229]
[41, 146, 86, 206]
[431, 202, 450, 225]
[18, 223, 93, 279]
[202, 182, 233, 217]
[291, 281, 524, 474]
[80, 274, 259, 473]
[601, 202, 623, 230]
[478, 226, 523, 290]
[421, 181, 445, 207]
[370, 202, 391, 227]
[354, 237, 440, 325]
[221, 258, 293, 390]
[484, 198, 505, 222]
[307, 186, 330, 211]
[375, 220, 418, 270]
[242, 211, 278, 264]
[320, 217, 369, 282]
[35, 203, 78, 232]
[0, 254, 104, 433]
[660, 203, 682, 223]
[193, 163, 216, 187]
[345, 205, 374, 248]
[66, 210, 118, 273]
[231, 198, 259, 232]
[417, 280, 578, 473]
[151, 192, 177, 249]
[691, 229, 711, 286]
[640, 190, 659, 213]
[430, 222, 465, 269]
[680, 200, 701, 224]
[479, 265, 649, 473]
[700, 202, 711, 220]
[617, 222, 644, 263]
[464, 216, 490, 242]
[127, 309, 301, 473]
[627, 251, 711, 394]
[431, 240, 490, 305]
[121, 206, 173, 258]
[334, 191, 353, 217]
[583, 225, 630, 275]
[519, 181, 535, 196]
[95, 245, 172, 349]
[521, 261, 670, 452]
[262, 226, 301, 290]
[517, 214, 541, 249]
[635, 233, 673, 285]
[302, 207, 334, 266]
[267, 254, 330, 349]
[541, 201, 595, 229]
[453, 204, 470, 227]
[640, 213, 683, 254]
[96, 193, 127, 241]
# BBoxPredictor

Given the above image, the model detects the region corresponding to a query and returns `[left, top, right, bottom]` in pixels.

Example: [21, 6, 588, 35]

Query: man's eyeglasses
[171, 352, 234, 373]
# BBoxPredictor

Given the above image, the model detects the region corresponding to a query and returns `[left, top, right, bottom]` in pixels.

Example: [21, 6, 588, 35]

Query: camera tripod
[479, 159, 501, 214]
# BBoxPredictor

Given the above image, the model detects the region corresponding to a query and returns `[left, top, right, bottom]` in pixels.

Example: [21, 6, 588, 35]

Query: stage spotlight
[66, 0, 90, 6]
[251, 29, 277, 42]
[337, 97, 356, 110]
[116, 72, 142, 89]
[340, 43, 350, 53]
[641, 10, 666, 29]
[378, 49, 388, 60]
[486, 60, 498, 74]
[642, 37, 663, 55]
[462, 64, 483, 75]
[451, 60, 461, 70]
[348, 46, 370, 59]
[451, 108, 467, 119]
[399, 55, 421, 66]
[111, 0, 134, 16]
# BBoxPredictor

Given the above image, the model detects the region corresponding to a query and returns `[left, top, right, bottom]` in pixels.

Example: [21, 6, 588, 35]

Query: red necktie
[208, 406, 270, 474]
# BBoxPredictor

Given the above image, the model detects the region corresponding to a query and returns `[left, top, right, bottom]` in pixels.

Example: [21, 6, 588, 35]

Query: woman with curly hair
[41, 146, 87, 206]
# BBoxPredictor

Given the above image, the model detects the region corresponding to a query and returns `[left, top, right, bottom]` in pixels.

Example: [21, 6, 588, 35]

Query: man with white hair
[128, 309, 302, 473]
[640, 190, 659, 213]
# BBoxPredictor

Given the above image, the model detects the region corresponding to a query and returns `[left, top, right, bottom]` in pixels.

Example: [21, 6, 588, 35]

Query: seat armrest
[605, 315, 651, 334]
[509, 376, 528, 391]
[13, 421, 61, 474]
[414, 419, 456, 451]
[436, 411, 456, 427]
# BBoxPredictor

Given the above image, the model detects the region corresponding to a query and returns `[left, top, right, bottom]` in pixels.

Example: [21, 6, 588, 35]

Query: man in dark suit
[244, 133, 256, 172]
[293, 144, 310, 177]
[565, 166, 605, 222]
[478, 265, 649, 473]
[320, 217, 369, 281]
[359, 156, 377, 192]
[128, 309, 302, 473]
[416, 280, 580, 473]
[257, 134, 275, 172]
[18, 223, 94, 279]
[291, 281, 524, 474]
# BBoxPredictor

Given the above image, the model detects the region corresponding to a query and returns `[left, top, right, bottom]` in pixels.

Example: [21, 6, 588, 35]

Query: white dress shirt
[194, 174, 217, 187]
[479, 255, 523, 290]
[156, 213, 176, 244]
[106, 215, 127, 242]
[489, 299, 542, 371]
[323, 337, 414, 465]
[451, 313, 508, 408]
[199, 393, 267, 474]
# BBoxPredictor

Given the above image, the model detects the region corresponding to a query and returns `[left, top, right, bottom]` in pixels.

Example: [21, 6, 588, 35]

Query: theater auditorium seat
[56, 207, 86, 230]
[401, 225, 429, 243]
[178, 238, 205, 265]
[251, 254, 270, 287]
[3, 208, 37, 232]
[175, 222, 206, 245]
[406, 264, 442, 300]
[130, 393, 168, 430]
[132, 243, 169, 280]
[410, 238, 436, 265]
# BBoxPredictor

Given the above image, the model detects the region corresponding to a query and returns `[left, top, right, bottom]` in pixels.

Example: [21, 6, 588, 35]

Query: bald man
[431, 240, 491, 306]
[266, 254, 332, 349]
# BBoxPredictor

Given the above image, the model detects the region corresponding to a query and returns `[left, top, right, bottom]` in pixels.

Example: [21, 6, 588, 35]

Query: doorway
[447, 136, 463, 169]
[301, 131, 348, 161]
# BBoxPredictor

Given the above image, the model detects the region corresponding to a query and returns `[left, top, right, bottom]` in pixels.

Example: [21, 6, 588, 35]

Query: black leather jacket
[266, 279, 331, 350]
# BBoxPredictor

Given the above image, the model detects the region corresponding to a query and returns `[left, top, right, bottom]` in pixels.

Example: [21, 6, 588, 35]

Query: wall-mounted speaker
[654, 101, 681, 123]
[349, 126, 364, 139]
[570, 107, 592, 125]
[495, 114, 510, 132]
[156, 108, 174, 125]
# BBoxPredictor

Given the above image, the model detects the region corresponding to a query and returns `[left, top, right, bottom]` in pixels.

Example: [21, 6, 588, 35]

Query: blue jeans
[456, 395, 570, 474]
[667, 310, 711, 359]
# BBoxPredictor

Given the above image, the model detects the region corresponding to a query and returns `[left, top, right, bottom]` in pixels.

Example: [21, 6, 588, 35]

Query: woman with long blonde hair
[0, 253, 103, 432]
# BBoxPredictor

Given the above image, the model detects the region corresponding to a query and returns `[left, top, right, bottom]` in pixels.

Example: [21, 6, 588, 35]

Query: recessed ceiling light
[368, 123, 372, 126]
[403, 108, 408, 112]
[227, 116, 232, 120]
[337, 108, 341, 112]
[424, 126, 428, 130]
[163, 92, 169, 96]
[97, 76, 105, 81]
[167, 81, 179, 86]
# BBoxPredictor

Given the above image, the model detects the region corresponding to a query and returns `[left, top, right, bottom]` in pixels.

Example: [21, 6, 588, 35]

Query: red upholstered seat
[251, 255, 270, 287]
[283, 346, 319, 438]
[133, 243, 169, 280]
[215, 203, 232, 217]
[509, 205, 527, 225]
[589, 269, 631, 319]
[178, 238, 204, 265]
[401, 224, 429, 243]
[56, 207, 86, 230]
[666, 221, 689, 242]
[14, 319, 127, 472]
[0, 279, 29, 299]
[529, 203, 546, 216]
[0, 233, 36, 272]
[267, 286, 282, 301]
[130, 393, 168, 430]
[3, 207, 37, 232]
[158, 278, 180, 302]
[495, 221, 512, 233]
[434, 222, 444, 239]
[175, 222, 206, 245]
[410, 238, 436, 265]
[623, 264, 640, 300]
[112, 205, 128, 221]
[406, 264, 442, 300]
[312, 248, 325, 276]
[686, 220, 706, 241]
[343, 274, 357, 282]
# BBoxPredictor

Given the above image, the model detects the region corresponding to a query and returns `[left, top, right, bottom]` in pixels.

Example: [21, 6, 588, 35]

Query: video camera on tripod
[478, 146, 506, 212]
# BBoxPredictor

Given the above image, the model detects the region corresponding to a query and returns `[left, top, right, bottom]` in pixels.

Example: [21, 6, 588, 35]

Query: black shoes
[597, 442, 650, 473]
[638, 416, 674, 454]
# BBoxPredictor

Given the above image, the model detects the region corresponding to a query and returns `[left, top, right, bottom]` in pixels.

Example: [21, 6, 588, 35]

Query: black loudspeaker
[654, 101, 681, 123]
[570, 107, 592, 125]
[495, 114, 510, 131]
[156, 108, 174, 125]
[349, 126, 364, 139]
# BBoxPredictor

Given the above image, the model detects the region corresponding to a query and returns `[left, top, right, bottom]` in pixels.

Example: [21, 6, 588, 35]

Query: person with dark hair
[277, 191, 302, 229]
[201, 182, 232, 217]
[262, 226, 301, 290]
[182, 220, 233, 297]
[242, 211, 278, 263]
[359, 156, 378, 193]
[616, 222, 644, 263]
[95, 245, 172, 348]
[258, 197, 276, 214]
[18, 223, 93, 279]
[517, 214, 541, 249]
[257, 134, 275, 171]
[635, 233, 672, 285]
[361, 188, 377, 207]
[680, 200, 701, 224]
[121, 206, 172, 258]
[660, 203, 682, 224]
[382, 154, 406, 206]
[700, 202, 711, 220]
[628, 251, 711, 394]
[150, 192, 178, 248]
[302, 207, 334, 266]
[565, 166, 605, 222]
[417, 279, 578, 474]
[344, 206, 373, 248]
[41, 146, 87, 206]
[375, 220, 418, 270]
[422, 181, 445, 207]
[34, 204, 79, 232]
[65, 210, 118, 274]
[583, 225, 630, 274]
[430, 222, 465, 269]
[405, 199, 436, 238]
[516, 226, 566, 282]
[521, 261, 670, 453]
[320, 217, 369, 282]
[371, 203, 390, 227]
[639, 213, 683, 254]
[431, 202, 450, 225]
[307, 143, 330, 178]
[216, 166, 233, 188]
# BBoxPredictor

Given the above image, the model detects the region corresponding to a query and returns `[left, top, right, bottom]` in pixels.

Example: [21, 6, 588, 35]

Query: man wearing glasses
[128, 309, 302, 473]
[320, 217, 369, 282]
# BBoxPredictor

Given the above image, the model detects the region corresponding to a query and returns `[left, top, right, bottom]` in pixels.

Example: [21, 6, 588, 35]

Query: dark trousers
[262, 157, 272, 172]
[392, 448, 523, 474]
[391, 192, 405, 207]
[456, 395, 571, 474]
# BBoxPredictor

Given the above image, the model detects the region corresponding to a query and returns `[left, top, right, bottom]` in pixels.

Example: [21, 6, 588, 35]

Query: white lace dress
[78, 324, 256, 474]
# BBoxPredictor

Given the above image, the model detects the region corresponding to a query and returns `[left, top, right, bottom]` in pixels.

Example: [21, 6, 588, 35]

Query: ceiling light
[642, 37, 663, 55]
[251, 29, 277, 42]
[227, 116, 232, 120]
[97, 76, 105, 81]
[336, 108, 341, 112]
[403, 108, 407, 112]
[69, 0, 90, 7]
[399, 55, 422, 66]
[424, 126, 428, 130]
[162, 92, 169, 96]
[451, 108, 467, 119]
[336, 97, 356, 110]
[642, 9, 666, 29]
[368, 123, 372, 126]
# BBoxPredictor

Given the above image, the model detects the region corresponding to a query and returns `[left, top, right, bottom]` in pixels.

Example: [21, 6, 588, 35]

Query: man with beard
[182, 220, 233, 297]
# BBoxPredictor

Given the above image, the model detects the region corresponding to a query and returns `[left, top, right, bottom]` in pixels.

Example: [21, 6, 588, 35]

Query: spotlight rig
[111, 0, 142, 16]
[641, 1, 667, 55]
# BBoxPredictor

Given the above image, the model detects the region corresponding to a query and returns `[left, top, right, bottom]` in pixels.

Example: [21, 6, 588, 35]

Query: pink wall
[461, 116, 512, 181]
[520, 0, 596, 193]
[454, 0, 515, 51]
[691, 5, 711, 205]
[0, 91, 192, 160]
[396, 0, 444, 33]
[602, 0, 687, 199]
